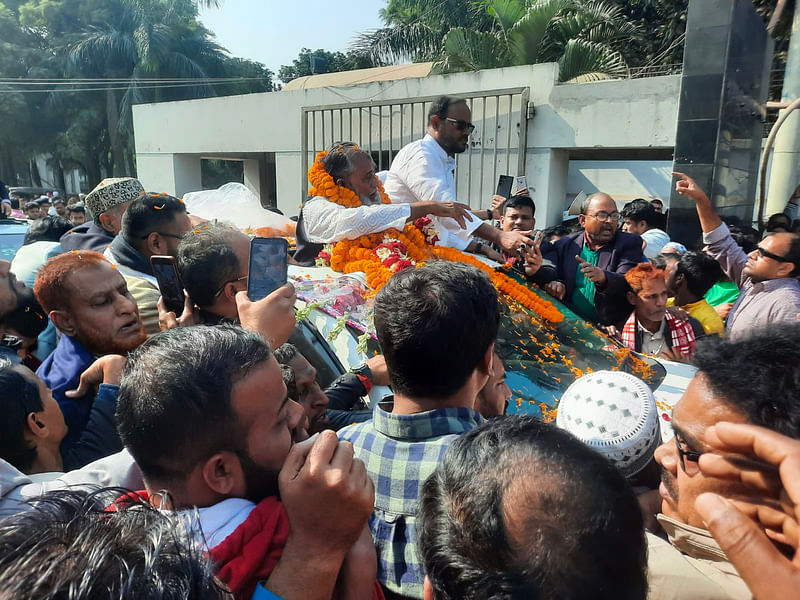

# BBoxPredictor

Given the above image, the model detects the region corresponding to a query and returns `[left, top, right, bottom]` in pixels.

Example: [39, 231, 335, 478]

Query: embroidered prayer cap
[85, 177, 144, 217]
[556, 370, 660, 478]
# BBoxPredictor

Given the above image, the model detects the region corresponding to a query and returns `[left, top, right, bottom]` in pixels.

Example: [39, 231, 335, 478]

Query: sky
[198, 0, 387, 76]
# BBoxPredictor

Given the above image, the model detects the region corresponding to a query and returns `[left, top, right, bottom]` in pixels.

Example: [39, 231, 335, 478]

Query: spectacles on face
[140, 232, 185, 241]
[755, 246, 790, 263]
[213, 275, 248, 298]
[587, 211, 620, 223]
[674, 433, 701, 476]
[444, 117, 475, 133]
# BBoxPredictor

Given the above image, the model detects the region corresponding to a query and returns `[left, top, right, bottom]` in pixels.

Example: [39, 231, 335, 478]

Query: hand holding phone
[496, 175, 514, 200]
[515, 175, 528, 194]
[150, 255, 185, 315]
[247, 237, 289, 302]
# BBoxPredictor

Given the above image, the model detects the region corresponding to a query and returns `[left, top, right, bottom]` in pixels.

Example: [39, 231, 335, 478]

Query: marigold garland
[308, 150, 392, 208]
[308, 150, 564, 323]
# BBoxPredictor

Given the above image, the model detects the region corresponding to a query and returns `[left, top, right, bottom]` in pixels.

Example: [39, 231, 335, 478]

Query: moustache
[660, 466, 678, 502]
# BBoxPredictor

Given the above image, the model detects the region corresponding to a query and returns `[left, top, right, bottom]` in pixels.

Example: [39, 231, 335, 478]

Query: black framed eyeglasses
[140, 232, 185, 240]
[756, 246, 790, 263]
[444, 117, 475, 133]
[213, 275, 248, 298]
[587, 211, 620, 223]
[674, 434, 701, 476]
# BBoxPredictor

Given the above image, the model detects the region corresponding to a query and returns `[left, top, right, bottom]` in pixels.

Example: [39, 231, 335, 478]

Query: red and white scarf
[620, 311, 695, 357]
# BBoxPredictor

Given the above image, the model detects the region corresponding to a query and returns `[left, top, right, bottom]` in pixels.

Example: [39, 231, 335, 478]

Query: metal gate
[301, 87, 531, 208]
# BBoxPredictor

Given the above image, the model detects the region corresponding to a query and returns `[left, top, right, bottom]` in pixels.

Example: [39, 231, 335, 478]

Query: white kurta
[383, 134, 481, 250]
[303, 196, 411, 243]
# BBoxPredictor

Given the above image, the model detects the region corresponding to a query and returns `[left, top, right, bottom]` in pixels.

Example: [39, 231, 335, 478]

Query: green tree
[278, 47, 375, 85]
[2, 0, 273, 184]
[353, 0, 640, 82]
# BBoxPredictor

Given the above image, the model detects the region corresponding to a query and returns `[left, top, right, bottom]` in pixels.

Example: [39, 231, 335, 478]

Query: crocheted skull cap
[85, 178, 144, 217]
[556, 370, 660, 478]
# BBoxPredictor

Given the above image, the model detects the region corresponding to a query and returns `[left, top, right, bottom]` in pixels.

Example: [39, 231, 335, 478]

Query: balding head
[579, 193, 620, 248]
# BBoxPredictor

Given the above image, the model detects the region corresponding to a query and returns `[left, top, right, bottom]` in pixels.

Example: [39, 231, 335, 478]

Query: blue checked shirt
[338, 402, 483, 599]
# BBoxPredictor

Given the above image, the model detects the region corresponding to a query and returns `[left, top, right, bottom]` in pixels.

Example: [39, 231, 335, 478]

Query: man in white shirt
[384, 96, 532, 254]
[301, 143, 472, 246]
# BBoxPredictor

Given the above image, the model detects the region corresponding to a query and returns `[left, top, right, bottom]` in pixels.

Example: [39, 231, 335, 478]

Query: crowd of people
[0, 94, 799, 599]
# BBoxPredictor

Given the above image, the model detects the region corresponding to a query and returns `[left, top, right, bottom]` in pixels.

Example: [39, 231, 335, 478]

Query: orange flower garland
[308, 150, 392, 208]
[308, 150, 564, 322]
[432, 247, 564, 323]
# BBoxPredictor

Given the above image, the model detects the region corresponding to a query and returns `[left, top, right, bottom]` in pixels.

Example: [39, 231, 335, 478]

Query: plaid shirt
[338, 403, 483, 599]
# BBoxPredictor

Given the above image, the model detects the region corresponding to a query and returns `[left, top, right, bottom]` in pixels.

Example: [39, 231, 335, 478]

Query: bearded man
[0, 260, 38, 365]
[294, 142, 473, 265]
[34, 251, 146, 450]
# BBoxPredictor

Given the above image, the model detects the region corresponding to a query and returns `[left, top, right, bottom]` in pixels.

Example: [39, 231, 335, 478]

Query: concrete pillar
[275, 152, 303, 217]
[766, 4, 800, 218]
[135, 153, 201, 198]
[243, 159, 262, 201]
[525, 148, 569, 228]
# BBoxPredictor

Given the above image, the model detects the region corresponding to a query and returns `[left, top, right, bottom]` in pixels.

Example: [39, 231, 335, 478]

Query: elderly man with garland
[294, 142, 473, 265]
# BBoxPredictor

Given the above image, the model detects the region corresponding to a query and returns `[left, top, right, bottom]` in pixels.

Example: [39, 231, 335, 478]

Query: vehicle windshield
[0, 227, 27, 262]
[294, 267, 666, 422]
[496, 284, 665, 421]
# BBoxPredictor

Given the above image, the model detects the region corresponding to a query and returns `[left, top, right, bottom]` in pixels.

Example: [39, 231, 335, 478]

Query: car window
[496, 286, 665, 421]
[0, 230, 26, 262]
[288, 319, 346, 390]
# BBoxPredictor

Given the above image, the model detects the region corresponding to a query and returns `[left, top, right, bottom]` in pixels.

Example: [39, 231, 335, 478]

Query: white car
[287, 262, 694, 439]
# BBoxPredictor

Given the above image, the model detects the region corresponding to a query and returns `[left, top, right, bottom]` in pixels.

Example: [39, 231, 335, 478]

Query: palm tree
[66, 0, 226, 175]
[353, 0, 640, 82]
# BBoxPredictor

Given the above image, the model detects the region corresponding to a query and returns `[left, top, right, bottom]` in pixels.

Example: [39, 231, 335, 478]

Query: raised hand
[236, 283, 296, 348]
[157, 292, 198, 331]
[497, 229, 533, 254]
[695, 422, 800, 600]
[519, 243, 543, 277]
[673, 171, 709, 204]
[490, 195, 506, 213]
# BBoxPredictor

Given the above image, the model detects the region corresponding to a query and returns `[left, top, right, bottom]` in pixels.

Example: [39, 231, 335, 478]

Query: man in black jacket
[60, 178, 144, 253]
[538, 193, 644, 327]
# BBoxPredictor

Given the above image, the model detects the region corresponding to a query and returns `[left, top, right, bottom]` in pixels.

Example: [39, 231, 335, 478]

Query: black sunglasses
[756, 246, 790, 263]
[674, 434, 701, 475]
[444, 117, 475, 133]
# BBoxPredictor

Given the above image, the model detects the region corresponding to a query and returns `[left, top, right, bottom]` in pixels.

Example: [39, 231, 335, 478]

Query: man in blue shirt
[34, 251, 145, 450]
[339, 261, 498, 599]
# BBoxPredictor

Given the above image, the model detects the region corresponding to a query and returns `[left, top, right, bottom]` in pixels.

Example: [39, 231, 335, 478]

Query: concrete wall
[132, 62, 680, 225]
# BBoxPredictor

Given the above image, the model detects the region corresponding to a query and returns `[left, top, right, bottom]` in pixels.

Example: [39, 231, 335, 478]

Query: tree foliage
[0, 0, 274, 188]
[353, 0, 640, 81]
[277, 47, 375, 85]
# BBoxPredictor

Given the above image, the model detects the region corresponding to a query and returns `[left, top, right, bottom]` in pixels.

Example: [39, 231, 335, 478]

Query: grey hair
[322, 141, 373, 183]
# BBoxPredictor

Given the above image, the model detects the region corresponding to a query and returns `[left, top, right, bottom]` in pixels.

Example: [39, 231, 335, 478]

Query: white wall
[133, 63, 681, 224]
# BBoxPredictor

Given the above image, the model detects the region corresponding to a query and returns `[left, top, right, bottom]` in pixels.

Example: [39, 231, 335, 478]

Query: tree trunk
[29, 158, 42, 187]
[53, 157, 66, 192]
[106, 88, 126, 176]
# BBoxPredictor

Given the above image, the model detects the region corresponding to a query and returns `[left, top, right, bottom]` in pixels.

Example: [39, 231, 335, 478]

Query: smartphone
[516, 175, 528, 193]
[150, 255, 185, 315]
[247, 237, 289, 302]
[532, 230, 544, 245]
[496, 175, 514, 199]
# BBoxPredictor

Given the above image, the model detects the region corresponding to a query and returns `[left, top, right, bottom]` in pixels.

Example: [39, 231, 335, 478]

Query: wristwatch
[486, 209, 494, 220]
[350, 362, 373, 382]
